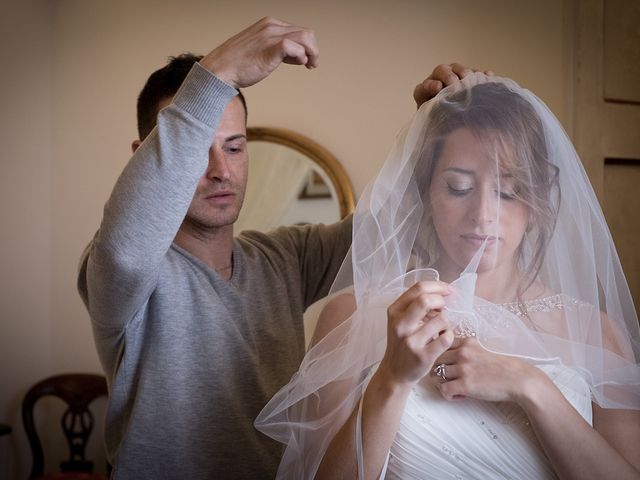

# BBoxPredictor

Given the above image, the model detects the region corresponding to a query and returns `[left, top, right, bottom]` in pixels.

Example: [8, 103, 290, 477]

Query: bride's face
[429, 128, 529, 275]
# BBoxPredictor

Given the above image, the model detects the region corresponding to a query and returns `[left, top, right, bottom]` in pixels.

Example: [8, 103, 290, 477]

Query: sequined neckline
[492, 293, 588, 317]
[453, 293, 589, 338]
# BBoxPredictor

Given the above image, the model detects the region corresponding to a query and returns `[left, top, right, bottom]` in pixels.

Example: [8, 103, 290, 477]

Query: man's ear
[131, 139, 142, 153]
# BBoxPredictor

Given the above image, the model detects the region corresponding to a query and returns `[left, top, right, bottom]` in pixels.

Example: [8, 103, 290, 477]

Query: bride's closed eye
[446, 182, 473, 196]
[497, 188, 519, 200]
[496, 179, 521, 201]
[445, 182, 520, 200]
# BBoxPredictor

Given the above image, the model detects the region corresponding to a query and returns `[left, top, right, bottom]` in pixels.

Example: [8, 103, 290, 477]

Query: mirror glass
[235, 127, 355, 232]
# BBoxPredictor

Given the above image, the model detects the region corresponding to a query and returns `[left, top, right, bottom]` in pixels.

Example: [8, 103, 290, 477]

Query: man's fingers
[414, 63, 495, 108]
[201, 17, 319, 88]
[413, 63, 455, 107]
[259, 17, 320, 68]
[450, 62, 473, 79]
[280, 39, 309, 66]
[413, 80, 443, 106]
[432, 64, 458, 86]
[279, 30, 319, 68]
[256, 16, 290, 28]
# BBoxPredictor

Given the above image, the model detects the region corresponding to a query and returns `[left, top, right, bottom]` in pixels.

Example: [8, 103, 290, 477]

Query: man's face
[184, 97, 248, 230]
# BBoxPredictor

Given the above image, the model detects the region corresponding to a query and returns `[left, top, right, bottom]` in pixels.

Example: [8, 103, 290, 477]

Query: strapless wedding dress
[384, 365, 592, 479]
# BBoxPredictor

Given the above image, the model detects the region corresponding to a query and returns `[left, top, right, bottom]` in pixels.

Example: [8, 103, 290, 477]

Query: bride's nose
[467, 187, 498, 225]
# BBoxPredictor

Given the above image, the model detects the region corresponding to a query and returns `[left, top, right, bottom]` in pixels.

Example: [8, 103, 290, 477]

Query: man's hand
[413, 63, 494, 107]
[200, 17, 319, 89]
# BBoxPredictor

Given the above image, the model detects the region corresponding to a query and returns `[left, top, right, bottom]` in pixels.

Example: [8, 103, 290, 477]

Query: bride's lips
[460, 233, 498, 247]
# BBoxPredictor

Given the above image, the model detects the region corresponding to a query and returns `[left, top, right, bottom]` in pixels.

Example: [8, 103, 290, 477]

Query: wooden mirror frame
[246, 127, 355, 218]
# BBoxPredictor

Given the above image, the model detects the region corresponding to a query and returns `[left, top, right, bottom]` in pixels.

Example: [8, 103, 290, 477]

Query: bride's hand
[378, 281, 454, 388]
[432, 337, 546, 403]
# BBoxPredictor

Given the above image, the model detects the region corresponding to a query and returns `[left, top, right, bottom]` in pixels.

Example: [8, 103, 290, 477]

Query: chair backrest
[22, 373, 108, 479]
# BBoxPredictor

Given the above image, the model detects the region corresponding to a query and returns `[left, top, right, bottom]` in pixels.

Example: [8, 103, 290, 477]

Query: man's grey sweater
[78, 63, 351, 479]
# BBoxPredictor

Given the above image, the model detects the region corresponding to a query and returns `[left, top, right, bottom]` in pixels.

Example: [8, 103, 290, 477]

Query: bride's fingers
[388, 281, 451, 314]
[434, 336, 474, 361]
[404, 292, 446, 324]
[437, 371, 475, 401]
[433, 339, 464, 365]
[390, 298, 443, 339]
[408, 315, 448, 347]
[388, 289, 449, 338]
[437, 379, 467, 401]
[419, 329, 454, 367]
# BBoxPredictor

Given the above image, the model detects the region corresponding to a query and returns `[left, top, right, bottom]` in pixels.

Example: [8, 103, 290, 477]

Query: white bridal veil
[255, 74, 640, 479]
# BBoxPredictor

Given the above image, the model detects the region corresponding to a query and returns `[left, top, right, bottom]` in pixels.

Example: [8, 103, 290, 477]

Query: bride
[255, 74, 640, 479]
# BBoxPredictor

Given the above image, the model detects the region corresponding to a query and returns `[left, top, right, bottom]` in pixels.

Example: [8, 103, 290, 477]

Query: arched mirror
[235, 127, 355, 232]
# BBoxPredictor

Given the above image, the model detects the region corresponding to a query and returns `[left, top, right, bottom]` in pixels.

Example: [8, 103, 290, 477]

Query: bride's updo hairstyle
[414, 82, 560, 291]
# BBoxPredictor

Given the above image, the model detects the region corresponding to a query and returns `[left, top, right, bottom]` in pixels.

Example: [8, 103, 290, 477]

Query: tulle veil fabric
[255, 73, 640, 479]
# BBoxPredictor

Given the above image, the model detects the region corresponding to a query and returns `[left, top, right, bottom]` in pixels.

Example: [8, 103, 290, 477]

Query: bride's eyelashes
[446, 183, 472, 196]
[445, 182, 519, 200]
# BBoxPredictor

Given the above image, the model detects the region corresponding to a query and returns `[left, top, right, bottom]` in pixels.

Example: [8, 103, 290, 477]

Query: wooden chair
[22, 373, 108, 480]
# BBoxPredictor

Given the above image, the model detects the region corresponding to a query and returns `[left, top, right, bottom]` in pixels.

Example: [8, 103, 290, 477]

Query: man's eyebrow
[224, 134, 247, 142]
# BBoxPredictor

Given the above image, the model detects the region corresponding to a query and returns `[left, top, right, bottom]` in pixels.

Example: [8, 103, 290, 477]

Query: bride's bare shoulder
[309, 291, 357, 348]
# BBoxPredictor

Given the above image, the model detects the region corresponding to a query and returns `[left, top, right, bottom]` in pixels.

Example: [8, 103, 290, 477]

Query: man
[78, 16, 477, 479]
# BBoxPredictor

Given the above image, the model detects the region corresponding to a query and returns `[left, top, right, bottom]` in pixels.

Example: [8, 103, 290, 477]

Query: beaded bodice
[452, 293, 589, 338]
[494, 293, 589, 318]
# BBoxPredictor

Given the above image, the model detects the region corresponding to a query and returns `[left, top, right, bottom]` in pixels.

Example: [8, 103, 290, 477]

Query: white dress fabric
[383, 294, 593, 480]
[387, 364, 591, 480]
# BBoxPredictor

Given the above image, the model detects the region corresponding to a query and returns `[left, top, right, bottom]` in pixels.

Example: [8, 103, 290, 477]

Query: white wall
[1, 0, 569, 477]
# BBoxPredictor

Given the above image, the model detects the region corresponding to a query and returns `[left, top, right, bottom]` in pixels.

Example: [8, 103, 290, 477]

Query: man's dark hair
[136, 53, 248, 140]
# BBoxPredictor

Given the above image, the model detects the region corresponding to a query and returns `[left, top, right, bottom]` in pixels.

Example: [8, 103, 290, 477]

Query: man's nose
[206, 146, 231, 181]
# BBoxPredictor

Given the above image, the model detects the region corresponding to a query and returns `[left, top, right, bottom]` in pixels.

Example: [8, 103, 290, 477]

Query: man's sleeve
[274, 215, 353, 309]
[77, 63, 238, 330]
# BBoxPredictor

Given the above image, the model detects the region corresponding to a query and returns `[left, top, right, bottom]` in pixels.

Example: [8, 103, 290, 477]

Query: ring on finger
[434, 363, 447, 383]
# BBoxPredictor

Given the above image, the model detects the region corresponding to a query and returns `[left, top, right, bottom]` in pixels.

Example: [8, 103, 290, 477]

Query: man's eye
[226, 145, 244, 154]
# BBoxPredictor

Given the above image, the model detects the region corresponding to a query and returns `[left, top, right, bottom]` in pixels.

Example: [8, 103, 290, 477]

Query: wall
[1, 0, 568, 477]
[0, 1, 53, 478]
